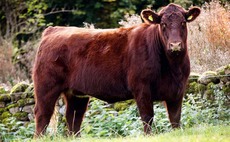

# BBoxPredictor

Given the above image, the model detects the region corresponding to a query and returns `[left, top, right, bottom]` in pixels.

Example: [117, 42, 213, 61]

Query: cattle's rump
[33, 3, 201, 137]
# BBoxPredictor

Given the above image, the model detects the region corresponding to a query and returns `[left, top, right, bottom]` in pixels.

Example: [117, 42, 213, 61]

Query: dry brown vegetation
[0, 37, 14, 83]
[0, 37, 37, 84]
[187, 1, 230, 73]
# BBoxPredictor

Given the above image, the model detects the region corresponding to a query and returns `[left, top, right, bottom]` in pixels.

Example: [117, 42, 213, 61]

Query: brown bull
[33, 3, 200, 137]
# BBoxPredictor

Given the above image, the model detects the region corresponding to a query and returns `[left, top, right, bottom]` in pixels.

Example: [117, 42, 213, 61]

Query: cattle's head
[141, 3, 200, 57]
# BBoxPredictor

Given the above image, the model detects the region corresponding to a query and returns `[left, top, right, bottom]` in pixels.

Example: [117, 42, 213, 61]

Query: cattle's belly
[69, 67, 132, 103]
[90, 91, 133, 103]
[74, 85, 133, 103]
[84, 80, 132, 103]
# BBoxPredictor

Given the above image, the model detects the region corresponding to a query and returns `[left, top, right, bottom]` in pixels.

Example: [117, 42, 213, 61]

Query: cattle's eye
[181, 22, 186, 27]
[161, 23, 166, 30]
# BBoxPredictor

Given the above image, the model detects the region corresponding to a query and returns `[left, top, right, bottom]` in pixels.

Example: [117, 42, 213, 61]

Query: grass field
[13, 125, 230, 142]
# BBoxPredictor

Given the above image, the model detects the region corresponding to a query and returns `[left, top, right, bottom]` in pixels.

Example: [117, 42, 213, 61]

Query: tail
[49, 103, 59, 135]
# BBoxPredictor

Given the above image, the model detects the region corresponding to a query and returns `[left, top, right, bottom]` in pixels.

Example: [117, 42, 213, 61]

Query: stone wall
[0, 64, 229, 125]
[187, 64, 230, 103]
[0, 82, 35, 123]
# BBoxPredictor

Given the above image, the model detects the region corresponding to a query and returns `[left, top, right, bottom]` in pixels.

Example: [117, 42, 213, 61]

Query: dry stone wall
[0, 64, 229, 125]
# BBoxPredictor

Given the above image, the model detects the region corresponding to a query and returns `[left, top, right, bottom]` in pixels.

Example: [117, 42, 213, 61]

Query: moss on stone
[2, 117, 12, 125]
[13, 112, 28, 121]
[216, 66, 226, 75]
[114, 103, 128, 111]
[6, 103, 19, 110]
[21, 83, 34, 99]
[0, 94, 11, 102]
[10, 82, 30, 95]
[113, 100, 135, 111]
[17, 98, 35, 107]
[10, 93, 23, 102]
[17, 99, 26, 107]
[0, 111, 12, 120]
[0, 86, 8, 94]
[216, 64, 230, 75]
[26, 98, 35, 105]
[0, 87, 4, 94]
[0, 107, 6, 114]
[186, 82, 198, 94]
[196, 83, 207, 94]
[189, 72, 200, 83]
[185, 82, 206, 97]
[216, 64, 230, 83]
[207, 82, 215, 89]
[222, 85, 230, 95]
[198, 71, 220, 85]
[204, 90, 214, 101]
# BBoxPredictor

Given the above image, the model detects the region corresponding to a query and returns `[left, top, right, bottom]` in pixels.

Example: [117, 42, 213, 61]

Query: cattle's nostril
[170, 42, 182, 52]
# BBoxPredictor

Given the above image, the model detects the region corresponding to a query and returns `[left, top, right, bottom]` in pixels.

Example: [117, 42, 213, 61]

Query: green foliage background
[1, 0, 228, 35]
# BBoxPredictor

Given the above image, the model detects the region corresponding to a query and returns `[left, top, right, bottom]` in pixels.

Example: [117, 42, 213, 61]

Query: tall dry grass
[188, 1, 230, 73]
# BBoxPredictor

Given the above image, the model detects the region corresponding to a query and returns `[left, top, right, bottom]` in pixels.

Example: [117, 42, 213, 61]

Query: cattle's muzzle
[169, 42, 182, 52]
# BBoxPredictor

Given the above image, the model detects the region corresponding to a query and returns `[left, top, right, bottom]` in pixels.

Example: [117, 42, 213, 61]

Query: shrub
[81, 99, 143, 137]
[0, 117, 35, 141]
[182, 84, 230, 127]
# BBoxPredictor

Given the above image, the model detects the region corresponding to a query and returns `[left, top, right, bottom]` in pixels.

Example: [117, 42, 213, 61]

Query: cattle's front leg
[134, 85, 153, 134]
[165, 98, 183, 128]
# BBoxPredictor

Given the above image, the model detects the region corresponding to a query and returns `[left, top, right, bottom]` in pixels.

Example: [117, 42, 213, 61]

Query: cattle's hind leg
[165, 98, 183, 129]
[34, 86, 62, 137]
[63, 94, 89, 136]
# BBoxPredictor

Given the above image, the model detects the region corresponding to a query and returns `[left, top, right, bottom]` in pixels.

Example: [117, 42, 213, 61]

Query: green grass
[13, 125, 230, 142]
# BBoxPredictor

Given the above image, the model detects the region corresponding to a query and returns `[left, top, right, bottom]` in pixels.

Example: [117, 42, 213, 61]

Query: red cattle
[33, 3, 200, 137]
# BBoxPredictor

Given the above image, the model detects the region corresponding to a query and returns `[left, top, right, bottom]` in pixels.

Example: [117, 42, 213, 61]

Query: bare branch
[44, 9, 75, 16]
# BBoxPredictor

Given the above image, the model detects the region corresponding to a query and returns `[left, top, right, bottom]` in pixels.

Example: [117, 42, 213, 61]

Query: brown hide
[33, 3, 200, 137]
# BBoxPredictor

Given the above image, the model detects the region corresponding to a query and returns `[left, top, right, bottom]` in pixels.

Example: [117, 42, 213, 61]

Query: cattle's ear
[186, 7, 201, 22]
[141, 9, 161, 24]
